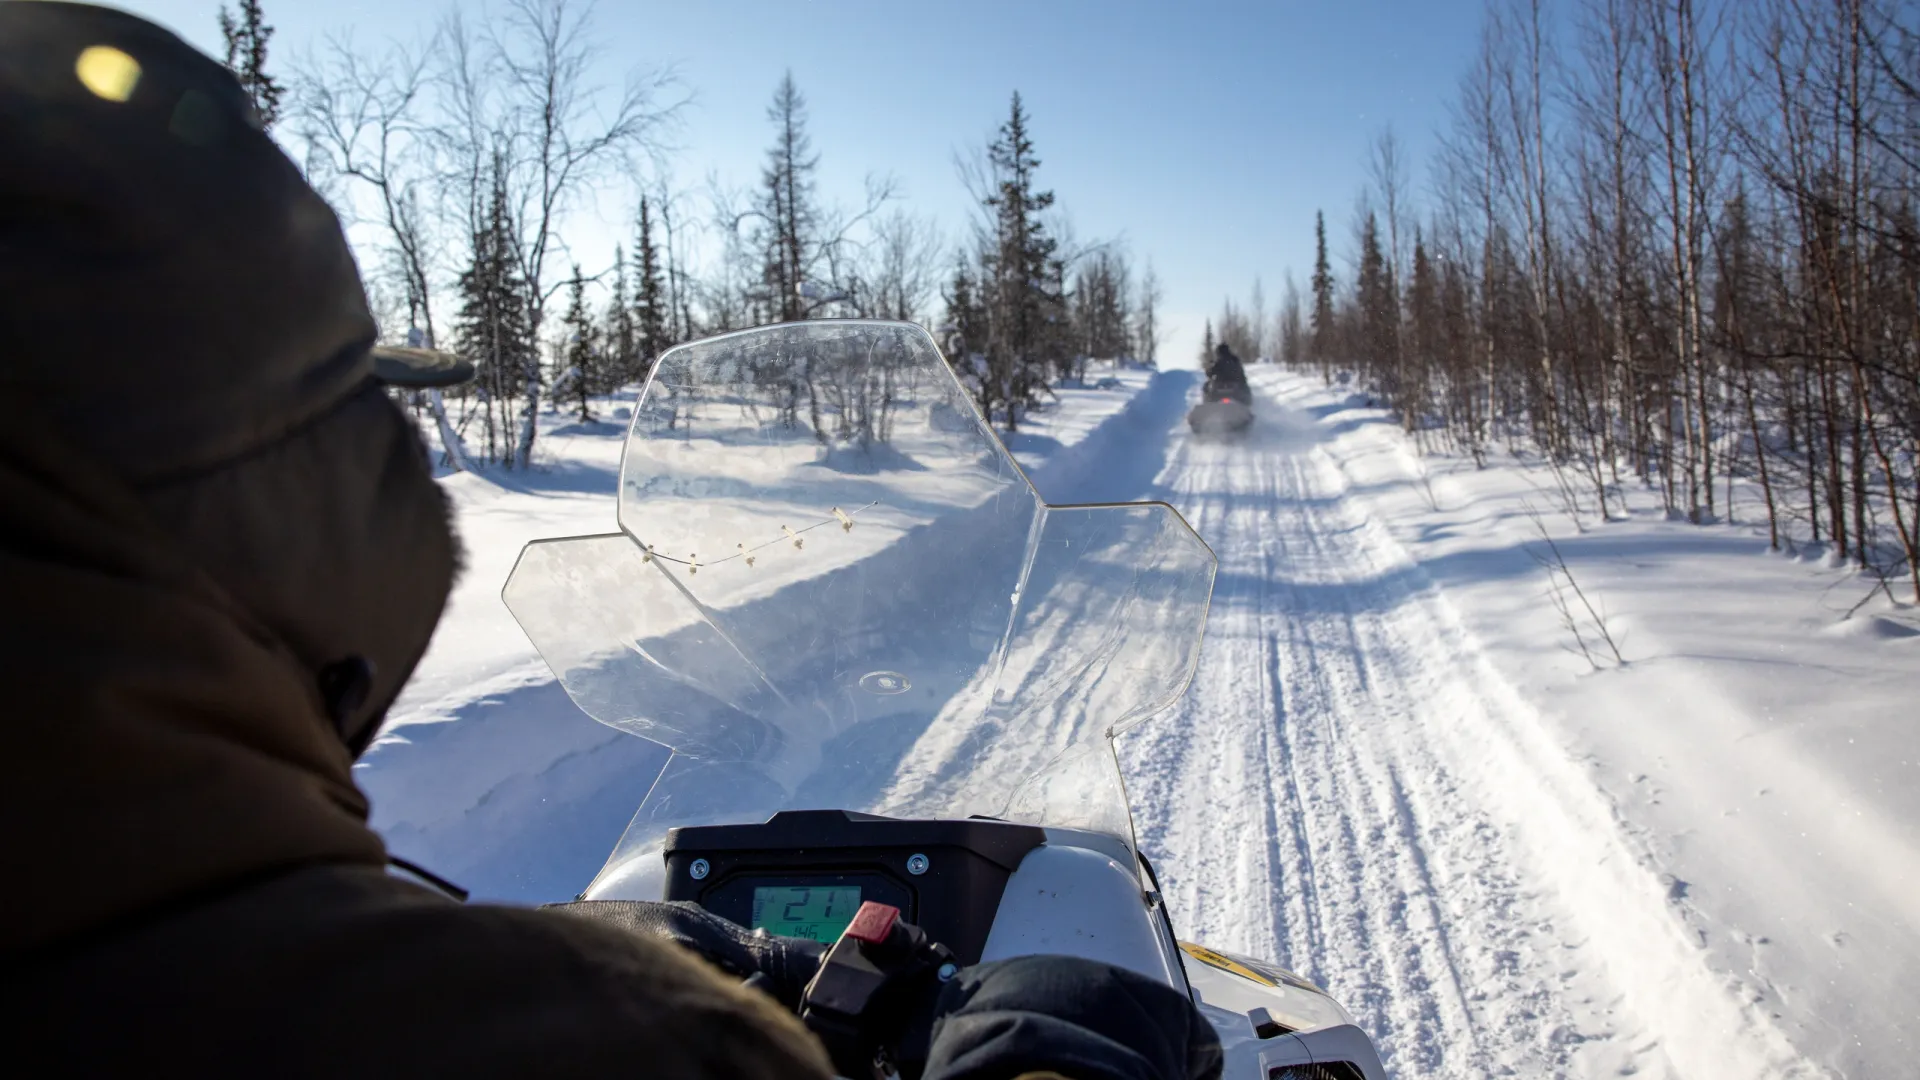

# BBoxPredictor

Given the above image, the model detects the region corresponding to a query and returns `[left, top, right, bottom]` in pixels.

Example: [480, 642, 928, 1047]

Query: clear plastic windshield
[504, 321, 1214, 881]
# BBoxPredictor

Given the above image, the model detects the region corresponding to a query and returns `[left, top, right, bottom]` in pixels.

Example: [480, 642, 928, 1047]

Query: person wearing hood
[1207, 342, 1248, 391]
[1, 5, 1220, 1079]
[1200, 342, 1253, 417]
[0, 4, 835, 1075]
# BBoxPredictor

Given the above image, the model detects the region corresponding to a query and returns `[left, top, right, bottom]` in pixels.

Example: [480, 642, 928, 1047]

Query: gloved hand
[922, 955, 1224, 1080]
[544, 900, 825, 1010]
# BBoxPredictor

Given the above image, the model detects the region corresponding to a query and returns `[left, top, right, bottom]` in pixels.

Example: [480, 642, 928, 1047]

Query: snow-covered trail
[372, 363, 1865, 1078]
[1118, 383, 1820, 1079]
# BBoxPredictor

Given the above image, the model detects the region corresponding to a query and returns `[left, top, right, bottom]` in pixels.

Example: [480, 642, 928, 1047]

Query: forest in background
[216, 0, 1165, 473]
[222, 0, 1920, 600]
[1205, 0, 1920, 601]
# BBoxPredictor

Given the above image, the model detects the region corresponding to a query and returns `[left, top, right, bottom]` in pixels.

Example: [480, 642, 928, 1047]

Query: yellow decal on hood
[1179, 941, 1278, 987]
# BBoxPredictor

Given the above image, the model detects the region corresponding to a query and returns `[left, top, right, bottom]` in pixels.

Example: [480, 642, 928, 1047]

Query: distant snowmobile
[1189, 342, 1255, 435]
[504, 320, 1388, 1080]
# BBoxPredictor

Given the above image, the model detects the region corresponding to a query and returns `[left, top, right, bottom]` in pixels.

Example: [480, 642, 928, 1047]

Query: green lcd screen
[750, 885, 862, 943]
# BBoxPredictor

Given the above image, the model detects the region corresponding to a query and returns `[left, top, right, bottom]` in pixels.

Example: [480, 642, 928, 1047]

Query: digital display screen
[751, 885, 862, 943]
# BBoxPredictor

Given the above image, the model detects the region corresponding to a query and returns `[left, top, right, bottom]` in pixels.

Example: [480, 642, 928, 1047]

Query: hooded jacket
[0, 396, 833, 1078]
[1207, 345, 1247, 390]
[0, 5, 833, 1074]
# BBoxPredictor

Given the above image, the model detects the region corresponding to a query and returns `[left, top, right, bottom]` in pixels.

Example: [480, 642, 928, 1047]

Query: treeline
[221, 1, 1158, 470]
[1198, 277, 1295, 368]
[1277, 0, 1920, 600]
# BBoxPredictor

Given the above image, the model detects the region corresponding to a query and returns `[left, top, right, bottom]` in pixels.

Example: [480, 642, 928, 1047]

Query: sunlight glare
[75, 45, 140, 104]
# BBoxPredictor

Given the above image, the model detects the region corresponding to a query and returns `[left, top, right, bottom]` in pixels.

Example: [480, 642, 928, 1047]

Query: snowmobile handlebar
[546, 899, 828, 1010]
[549, 898, 956, 1075]
[797, 903, 1228, 1080]
[552, 898, 1223, 1080]
[798, 900, 958, 1077]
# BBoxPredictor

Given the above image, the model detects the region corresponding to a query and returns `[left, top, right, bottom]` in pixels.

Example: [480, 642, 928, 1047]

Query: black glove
[545, 900, 826, 1010]
[795, 904, 957, 1077]
[923, 955, 1224, 1080]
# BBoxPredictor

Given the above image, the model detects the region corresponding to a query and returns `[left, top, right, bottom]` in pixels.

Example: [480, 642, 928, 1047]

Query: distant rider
[1204, 342, 1253, 410]
[1208, 342, 1249, 391]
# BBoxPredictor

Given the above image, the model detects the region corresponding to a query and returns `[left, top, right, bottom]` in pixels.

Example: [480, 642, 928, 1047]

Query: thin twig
[1522, 500, 1625, 667]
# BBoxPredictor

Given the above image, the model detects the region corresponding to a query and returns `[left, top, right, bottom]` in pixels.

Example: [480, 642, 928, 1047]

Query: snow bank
[1256, 369, 1915, 1080]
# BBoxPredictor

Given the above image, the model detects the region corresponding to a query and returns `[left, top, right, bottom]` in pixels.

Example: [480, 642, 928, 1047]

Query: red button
[844, 901, 900, 944]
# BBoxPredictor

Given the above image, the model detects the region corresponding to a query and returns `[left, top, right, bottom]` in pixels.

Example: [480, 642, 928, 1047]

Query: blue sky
[107, 0, 1488, 365]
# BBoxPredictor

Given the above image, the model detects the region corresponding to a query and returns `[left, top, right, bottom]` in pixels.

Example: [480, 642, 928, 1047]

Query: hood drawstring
[388, 855, 470, 902]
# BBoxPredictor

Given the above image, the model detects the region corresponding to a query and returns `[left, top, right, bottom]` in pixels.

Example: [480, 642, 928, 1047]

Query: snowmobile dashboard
[662, 809, 1046, 962]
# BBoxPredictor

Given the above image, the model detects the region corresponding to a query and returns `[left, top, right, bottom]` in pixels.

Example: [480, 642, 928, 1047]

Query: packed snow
[363, 362, 1915, 1079]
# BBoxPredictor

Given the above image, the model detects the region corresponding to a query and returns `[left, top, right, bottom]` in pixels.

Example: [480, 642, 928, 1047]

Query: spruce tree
[1310, 211, 1337, 380]
[1407, 230, 1439, 429]
[758, 73, 819, 322]
[942, 252, 990, 407]
[561, 267, 597, 422]
[1202, 319, 1216, 368]
[633, 196, 670, 379]
[944, 255, 980, 352]
[218, 0, 283, 129]
[453, 167, 534, 466]
[607, 245, 636, 388]
[1040, 252, 1073, 383]
[982, 91, 1057, 429]
[1356, 211, 1393, 386]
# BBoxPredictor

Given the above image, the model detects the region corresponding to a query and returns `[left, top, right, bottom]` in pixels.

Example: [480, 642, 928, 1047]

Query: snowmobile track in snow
[1118, 380, 1819, 1080]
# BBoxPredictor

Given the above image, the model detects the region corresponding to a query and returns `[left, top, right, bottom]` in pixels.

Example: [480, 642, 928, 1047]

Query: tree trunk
[428, 390, 474, 473]
[1740, 363, 1780, 549]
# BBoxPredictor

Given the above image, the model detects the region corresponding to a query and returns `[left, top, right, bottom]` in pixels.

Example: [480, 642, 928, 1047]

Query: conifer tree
[1309, 211, 1337, 380]
[942, 251, 998, 416]
[560, 267, 597, 422]
[942, 251, 989, 387]
[218, 0, 283, 129]
[633, 196, 670, 378]
[1405, 229, 1439, 432]
[982, 91, 1058, 429]
[1355, 211, 1395, 390]
[453, 165, 534, 466]
[607, 245, 636, 388]
[758, 73, 819, 322]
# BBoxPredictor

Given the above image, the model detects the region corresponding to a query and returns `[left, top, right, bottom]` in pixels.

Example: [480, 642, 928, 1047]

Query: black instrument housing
[664, 810, 1046, 965]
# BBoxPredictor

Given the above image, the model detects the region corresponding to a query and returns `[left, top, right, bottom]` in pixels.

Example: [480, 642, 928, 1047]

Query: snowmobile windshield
[503, 321, 1214, 878]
